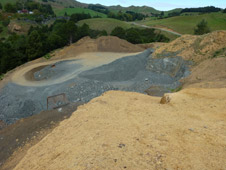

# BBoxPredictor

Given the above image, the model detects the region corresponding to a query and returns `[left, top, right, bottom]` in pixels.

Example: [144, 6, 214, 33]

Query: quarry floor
[0, 34, 226, 169]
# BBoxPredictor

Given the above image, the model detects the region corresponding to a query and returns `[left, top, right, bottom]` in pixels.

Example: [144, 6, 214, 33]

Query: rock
[189, 128, 194, 132]
[160, 94, 171, 104]
[118, 143, 126, 148]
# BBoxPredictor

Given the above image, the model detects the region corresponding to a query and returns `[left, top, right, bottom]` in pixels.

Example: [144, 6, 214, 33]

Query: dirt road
[131, 22, 182, 36]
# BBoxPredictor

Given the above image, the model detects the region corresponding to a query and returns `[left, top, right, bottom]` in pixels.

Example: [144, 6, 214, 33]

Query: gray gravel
[0, 49, 191, 124]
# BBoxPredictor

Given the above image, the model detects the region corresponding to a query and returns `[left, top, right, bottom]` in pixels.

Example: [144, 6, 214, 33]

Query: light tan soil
[12, 89, 226, 170]
[153, 30, 226, 63]
[182, 57, 226, 88]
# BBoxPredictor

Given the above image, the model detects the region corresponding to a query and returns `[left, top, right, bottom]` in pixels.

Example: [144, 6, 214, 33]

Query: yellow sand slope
[14, 89, 226, 170]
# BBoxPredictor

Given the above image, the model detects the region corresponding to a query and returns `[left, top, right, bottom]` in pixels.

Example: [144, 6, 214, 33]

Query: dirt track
[11, 52, 138, 87]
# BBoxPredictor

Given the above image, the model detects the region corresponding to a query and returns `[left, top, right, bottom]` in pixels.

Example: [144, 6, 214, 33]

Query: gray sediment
[0, 49, 191, 124]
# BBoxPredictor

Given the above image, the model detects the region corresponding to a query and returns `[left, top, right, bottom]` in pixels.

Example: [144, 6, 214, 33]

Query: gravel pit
[0, 49, 191, 124]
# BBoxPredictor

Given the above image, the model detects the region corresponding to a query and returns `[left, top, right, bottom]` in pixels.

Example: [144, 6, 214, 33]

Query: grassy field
[138, 12, 226, 34]
[78, 18, 134, 34]
[54, 8, 107, 17]
[78, 18, 179, 41]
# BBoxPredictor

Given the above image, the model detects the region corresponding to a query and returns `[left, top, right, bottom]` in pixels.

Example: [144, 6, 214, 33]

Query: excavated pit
[0, 49, 191, 124]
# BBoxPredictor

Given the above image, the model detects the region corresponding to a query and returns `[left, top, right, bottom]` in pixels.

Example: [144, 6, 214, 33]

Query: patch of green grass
[43, 53, 52, 60]
[138, 12, 226, 34]
[54, 8, 107, 18]
[78, 18, 135, 34]
[170, 86, 182, 92]
[211, 47, 226, 58]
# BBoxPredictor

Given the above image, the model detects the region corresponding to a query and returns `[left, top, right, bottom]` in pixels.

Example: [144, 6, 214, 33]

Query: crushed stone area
[0, 49, 191, 124]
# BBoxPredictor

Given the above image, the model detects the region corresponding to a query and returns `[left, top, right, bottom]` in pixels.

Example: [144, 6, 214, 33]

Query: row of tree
[111, 27, 169, 44]
[0, 1, 54, 15]
[181, 6, 222, 13]
[0, 19, 106, 74]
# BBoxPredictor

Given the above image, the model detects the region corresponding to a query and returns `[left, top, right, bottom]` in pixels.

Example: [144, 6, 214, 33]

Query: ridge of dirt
[51, 36, 145, 60]
[12, 89, 226, 170]
[153, 30, 226, 63]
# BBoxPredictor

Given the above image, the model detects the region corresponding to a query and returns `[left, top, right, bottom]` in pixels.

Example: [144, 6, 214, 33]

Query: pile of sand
[53, 36, 145, 60]
[182, 57, 226, 88]
[153, 30, 226, 63]
[13, 89, 226, 170]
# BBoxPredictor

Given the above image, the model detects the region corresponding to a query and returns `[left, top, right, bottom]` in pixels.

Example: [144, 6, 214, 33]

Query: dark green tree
[26, 30, 43, 60]
[111, 27, 126, 39]
[47, 33, 63, 50]
[65, 21, 77, 44]
[77, 23, 90, 40]
[2, 19, 10, 27]
[125, 28, 142, 44]
[4, 3, 17, 13]
[0, 3, 2, 10]
[194, 19, 211, 35]
[223, 8, 226, 13]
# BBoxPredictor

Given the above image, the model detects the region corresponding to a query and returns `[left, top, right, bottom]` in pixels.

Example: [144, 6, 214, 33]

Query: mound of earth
[182, 57, 226, 88]
[152, 30, 226, 63]
[53, 36, 145, 60]
[12, 89, 226, 170]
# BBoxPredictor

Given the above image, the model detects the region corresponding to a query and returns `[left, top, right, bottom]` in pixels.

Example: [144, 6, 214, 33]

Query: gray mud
[0, 49, 191, 124]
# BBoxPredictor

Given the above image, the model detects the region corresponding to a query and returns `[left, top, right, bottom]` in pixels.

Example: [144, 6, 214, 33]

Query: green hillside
[108, 5, 160, 15]
[0, 0, 16, 6]
[55, 7, 107, 17]
[138, 12, 226, 34]
[78, 18, 134, 33]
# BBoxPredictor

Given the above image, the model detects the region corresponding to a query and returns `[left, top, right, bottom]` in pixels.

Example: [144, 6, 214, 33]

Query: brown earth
[182, 57, 226, 88]
[11, 89, 226, 170]
[153, 30, 226, 63]
[51, 36, 145, 60]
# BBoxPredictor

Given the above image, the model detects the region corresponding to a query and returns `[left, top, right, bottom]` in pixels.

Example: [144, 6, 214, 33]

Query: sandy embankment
[13, 88, 226, 170]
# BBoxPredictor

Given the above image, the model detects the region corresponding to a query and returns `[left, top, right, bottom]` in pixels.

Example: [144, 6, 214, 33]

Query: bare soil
[182, 57, 226, 88]
[0, 103, 82, 170]
[11, 89, 226, 170]
[153, 30, 226, 63]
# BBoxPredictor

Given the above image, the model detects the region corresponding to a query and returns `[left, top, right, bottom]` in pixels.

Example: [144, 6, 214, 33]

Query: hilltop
[138, 12, 226, 34]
